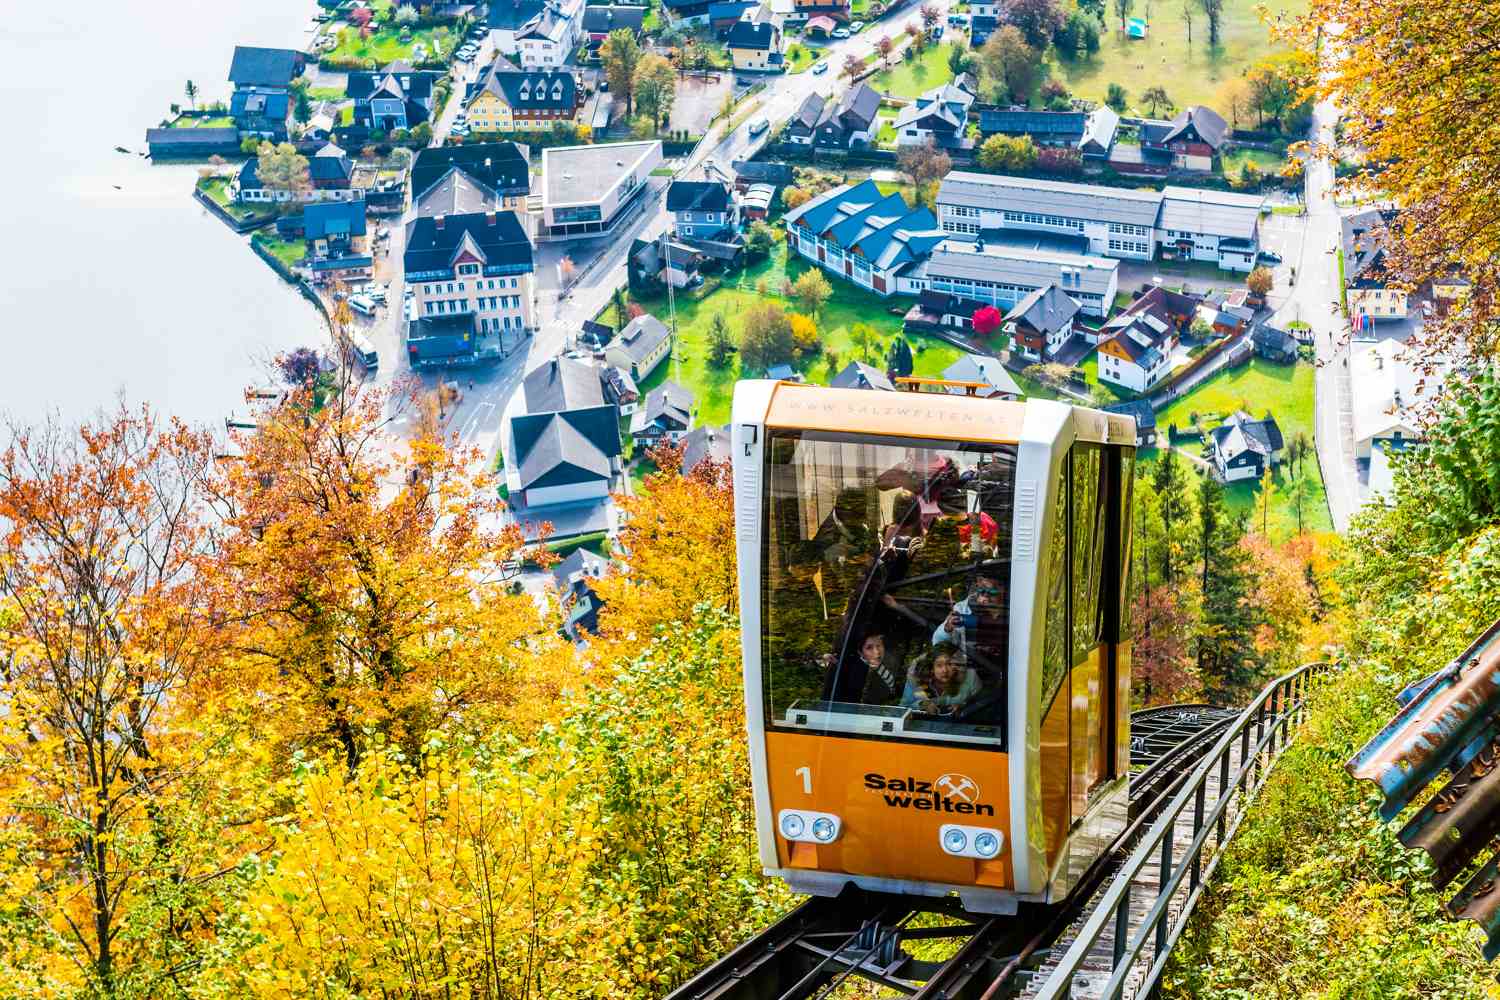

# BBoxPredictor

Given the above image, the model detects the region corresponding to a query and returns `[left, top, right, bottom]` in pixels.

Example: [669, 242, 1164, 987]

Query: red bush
[972, 305, 1003, 336]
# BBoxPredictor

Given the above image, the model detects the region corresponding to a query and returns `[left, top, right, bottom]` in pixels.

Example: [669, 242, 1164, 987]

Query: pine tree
[1197, 499, 1262, 702]
[1152, 449, 1188, 586]
[887, 337, 914, 379]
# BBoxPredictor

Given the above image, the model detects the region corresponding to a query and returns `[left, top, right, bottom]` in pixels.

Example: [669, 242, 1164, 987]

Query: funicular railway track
[666, 704, 1240, 1000]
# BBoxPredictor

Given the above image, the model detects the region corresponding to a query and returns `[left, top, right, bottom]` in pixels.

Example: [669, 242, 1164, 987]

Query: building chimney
[435, 213, 445, 230]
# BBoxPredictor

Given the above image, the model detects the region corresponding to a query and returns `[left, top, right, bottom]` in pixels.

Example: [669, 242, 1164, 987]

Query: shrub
[1105, 82, 1128, 112]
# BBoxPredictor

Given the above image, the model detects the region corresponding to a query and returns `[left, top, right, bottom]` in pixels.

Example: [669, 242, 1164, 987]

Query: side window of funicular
[762, 429, 1018, 746]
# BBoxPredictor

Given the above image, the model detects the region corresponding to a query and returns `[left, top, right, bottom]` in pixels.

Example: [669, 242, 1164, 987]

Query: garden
[1142, 359, 1330, 538]
[784, 42, 819, 73]
[196, 176, 277, 226]
[867, 43, 954, 99]
[323, 24, 458, 67]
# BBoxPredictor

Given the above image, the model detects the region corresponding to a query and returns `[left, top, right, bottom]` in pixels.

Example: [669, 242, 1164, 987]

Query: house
[804, 13, 838, 36]
[681, 423, 732, 472]
[1003, 283, 1081, 361]
[549, 547, 608, 591]
[601, 365, 640, 407]
[792, 0, 850, 23]
[969, 15, 998, 45]
[403, 207, 536, 361]
[913, 235, 1120, 318]
[727, 15, 784, 72]
[782, 178, 948, 297]
[146, 127, 243, 158]
[935, 172, 1265, 272]
[667, 180, 740, 239]
[1350, 338, 1446, 461]
[711, 0, 760, 34]
[1078, 106, 1120, 160]
[831, 361, 895, 391]
[661, 0, 715, 23]
[766, 364, 797, 381]
[561, 580, 604, 642]
[1209, 411, 1284, 482]
[346, 64, 443, 131]
[1103, 399, 1157, 447]
[465, 68, 581, 132]
[785, 92, 827, 145]
[236, 154, 359, 204]
[308, 142, 354, 190]
[1252, 323, 1299, 364]
[581, 320, 615, 348]
[227, 45, 304, 88]
[276, 196, 368, 245]
[976, 110, 1087, 147]
[1199, 303, 1250, 339]
[583, 4, 648, 47]
[605, 313, 673, 380]
[1141, 105, 1229, 172]
[488, 0, 548, 52]
[410, 143, 532, 224]
[894, 77, 976, 147]
[815, 83, 881, 148]
[516, 5, 582, 69]
[540, 141, 662, 239]
[228, 87, 291, 141]
[630, 380, 695, 445]
[1341, 208, 1407, 322]
[509, 357, 623, 508]
[942, 353, 1022, 399]
[1095, 293, 1184, 394]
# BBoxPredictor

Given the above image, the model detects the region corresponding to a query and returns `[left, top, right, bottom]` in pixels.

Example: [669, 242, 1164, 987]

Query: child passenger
[902, 642, 982, 715]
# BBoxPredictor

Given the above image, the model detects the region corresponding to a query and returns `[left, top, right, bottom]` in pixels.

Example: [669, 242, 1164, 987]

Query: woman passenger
[902, 642, 982, 715]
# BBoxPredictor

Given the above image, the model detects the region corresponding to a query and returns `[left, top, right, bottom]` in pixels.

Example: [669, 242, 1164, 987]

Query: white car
[832, 27, 850, 38]
[812, 60, 829, 74]
[850, 19, 865, 30]
[747, 117, 769, 136]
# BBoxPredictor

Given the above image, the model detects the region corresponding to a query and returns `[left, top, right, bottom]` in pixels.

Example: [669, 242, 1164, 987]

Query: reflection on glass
[761, 430, 1017, 746]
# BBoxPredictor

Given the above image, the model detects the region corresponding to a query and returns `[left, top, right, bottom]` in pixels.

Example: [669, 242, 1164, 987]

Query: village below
[1, 0, 1496, 995]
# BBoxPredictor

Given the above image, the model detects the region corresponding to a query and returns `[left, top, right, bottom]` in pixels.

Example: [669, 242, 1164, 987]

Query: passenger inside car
[902, 642, 982, 715]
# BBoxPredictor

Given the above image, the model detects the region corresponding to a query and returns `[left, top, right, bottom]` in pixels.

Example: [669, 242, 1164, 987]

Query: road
[412, 5, 948, 467]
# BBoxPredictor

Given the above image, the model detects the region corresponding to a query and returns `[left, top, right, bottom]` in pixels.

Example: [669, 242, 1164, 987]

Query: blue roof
[303, 198, 368, 239]
[783, 178, 884, 236]
[230, 87, 290, 119]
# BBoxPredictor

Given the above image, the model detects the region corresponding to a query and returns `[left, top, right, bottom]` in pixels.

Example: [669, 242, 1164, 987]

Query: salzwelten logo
[863, 771, 996, 816]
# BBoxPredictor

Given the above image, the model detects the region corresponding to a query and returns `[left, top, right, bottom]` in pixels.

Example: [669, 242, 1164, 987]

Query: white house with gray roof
[900, 235, 1119, 318]
[935, 172, 1266, 272]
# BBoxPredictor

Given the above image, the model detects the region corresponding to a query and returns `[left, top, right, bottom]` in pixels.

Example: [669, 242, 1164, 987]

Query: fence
[1032, 660, 1337, 999]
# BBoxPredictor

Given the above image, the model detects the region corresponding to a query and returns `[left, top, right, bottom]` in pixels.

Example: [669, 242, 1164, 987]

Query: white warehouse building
[899, 236, 1119, 318]
[935, 172, 1266, 273]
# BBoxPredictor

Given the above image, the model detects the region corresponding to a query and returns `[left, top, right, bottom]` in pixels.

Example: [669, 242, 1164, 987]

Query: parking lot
[668, 72, 737, 136]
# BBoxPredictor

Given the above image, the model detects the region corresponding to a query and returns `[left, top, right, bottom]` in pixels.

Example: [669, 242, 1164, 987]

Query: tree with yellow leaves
[0, 405, 247, 997]
[201, 381, 549, 772]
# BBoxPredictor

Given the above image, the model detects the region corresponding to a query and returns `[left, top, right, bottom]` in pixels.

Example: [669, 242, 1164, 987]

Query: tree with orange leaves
[201, 380, 550, 772]
[0, 404, 243, 996]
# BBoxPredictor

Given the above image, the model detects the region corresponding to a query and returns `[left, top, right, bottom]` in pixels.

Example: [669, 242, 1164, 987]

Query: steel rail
[1028, 661, 1334, 1000]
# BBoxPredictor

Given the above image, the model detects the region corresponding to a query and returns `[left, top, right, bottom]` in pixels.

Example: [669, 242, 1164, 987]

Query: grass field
[875, 108, 899, 146]
[1045, 0, 1306, 111]
[170, 115, 236, 128]
[785, 42, 818, 73]
[197, 176, 277, 225]
[1142, 359, 1330, 538]
[868, 44, 953, 99]
[326, 26, 455, 65]
[1222, 146, 1286, 177]
[620, 243, 967, 426]
[252, 233, 307, 271]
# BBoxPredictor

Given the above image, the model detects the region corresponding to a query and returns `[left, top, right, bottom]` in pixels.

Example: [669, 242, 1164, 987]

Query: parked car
[850, 19, 865, 30]
[350, 332, 380, 370]
[812, 60, 829, 74]
[832, 27, 850, 38]
[451, 124, 470, 137]
[1256, 250, 1284, 266]
[349, 294, 378, 316]
[747, 117, 769, 136]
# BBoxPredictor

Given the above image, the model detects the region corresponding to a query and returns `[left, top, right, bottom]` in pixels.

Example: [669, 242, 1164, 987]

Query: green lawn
[197, 176, 276, 224]
[253, 233, 307, 271]
[868, 43, 953, 99]
[305, 85, 346, 101]
[619, 243, 968, 426]
[875, 108, 899, 147]
[326, 25, 456, 65]
[1045, 0, 1306, 110]
[170, 115, 236, 128]
[1143, 359, 1330, 538]
[785, 42, 818, 73]
[1222, 146, 1286, 177]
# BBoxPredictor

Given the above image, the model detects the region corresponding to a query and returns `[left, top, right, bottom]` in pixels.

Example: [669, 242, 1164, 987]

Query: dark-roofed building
[227, 46, 304, 88]
[785, 92, 827, 145]
[782, 178, 948, 297]
[276, 195, 368, 243]
[237, 151, 359, 204]
[549, 547, 608, 590]
[630, 380, 695, 445]
[831, 361, 895, 391]
[681, 423, 731, 473]
[969, 14, 998, 44]
[1142, 105, 1229, 171]
[1104, 399, 1158, 446]
[308, 142, 354, 189]
[814, 83, 880, 148]
[727, 15, 783, 72]
[1252, 323, 1299, 364]
[466, 68, 581, 132]
[347, 64, 443, 131]
[1209, 411, 1283, 482]
[1004, 283, 1081, 361]
[230, 86, 291, 140]
[410, 144, 532, 227]
[732, 159, 794, 189]
[510, 357, 623, 508]
[667, 179, 739, 239]
[661, 0, 714, 21]
[943, 353, 1022, 400]
[1095, 285, 1201, 393]
[146, 127, 243, 158]
[977, 109, 1086, 146]
[902, 289, 990, 335]
[583, 4, 647, 47]
[711, 0, 758, 33]
[600, 365, 639, 406]
[605, 313, 672, 380]
[1341, 207, 1406, 322]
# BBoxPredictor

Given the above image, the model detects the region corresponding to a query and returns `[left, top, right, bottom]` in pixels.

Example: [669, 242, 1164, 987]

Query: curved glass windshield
[761, 429, 1017, 747]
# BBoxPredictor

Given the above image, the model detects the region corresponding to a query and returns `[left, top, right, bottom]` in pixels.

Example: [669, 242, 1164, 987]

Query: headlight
[943, 827, 969, 853]
[973, 832, 1000, 858]
[780, 812, 805, 839]
[940, 823, 1004, 859]
[811, 817, 836, 842]
[778, 810, 840, 843]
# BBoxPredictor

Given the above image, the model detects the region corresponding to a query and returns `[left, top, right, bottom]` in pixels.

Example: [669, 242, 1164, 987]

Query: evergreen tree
[1197, 492, 1261, 701]
[708, 313, 735, 368]
[1152, 449, 1188, 586]
[887, 337, 914, 378]
[1197, 471, 1223, 592]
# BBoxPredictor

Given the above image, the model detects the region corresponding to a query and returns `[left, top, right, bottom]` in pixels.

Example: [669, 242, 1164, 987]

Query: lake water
[0, 0, 328, 428]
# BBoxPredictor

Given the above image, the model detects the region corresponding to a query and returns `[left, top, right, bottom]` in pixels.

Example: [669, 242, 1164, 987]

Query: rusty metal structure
[1348, 618, 1500, 959]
